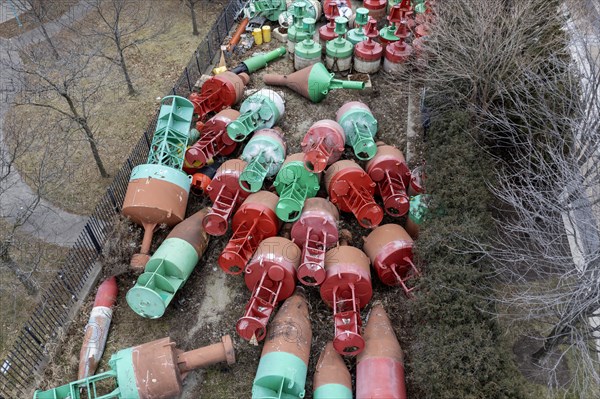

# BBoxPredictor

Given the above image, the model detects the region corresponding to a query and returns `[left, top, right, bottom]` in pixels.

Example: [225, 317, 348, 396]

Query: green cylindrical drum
[336, 101, 378, 160]
[325, 17, 353, 72]
[126, 209, 209, 319]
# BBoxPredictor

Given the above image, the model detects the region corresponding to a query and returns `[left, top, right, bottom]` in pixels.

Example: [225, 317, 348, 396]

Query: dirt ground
[37, 19, 419, 398]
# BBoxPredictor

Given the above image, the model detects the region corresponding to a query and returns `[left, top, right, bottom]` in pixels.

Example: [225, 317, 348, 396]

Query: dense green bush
[408, 111, 526, 398]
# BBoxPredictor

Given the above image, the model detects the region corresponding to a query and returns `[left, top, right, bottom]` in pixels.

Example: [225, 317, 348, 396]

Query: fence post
[85, 225, 102, 254]
[185, 67, 192, 92]
[195, 51, 201, 75]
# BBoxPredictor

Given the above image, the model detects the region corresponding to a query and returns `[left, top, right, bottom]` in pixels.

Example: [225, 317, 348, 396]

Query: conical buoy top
[313, 342, 352, 399]
[356, 302, 406, 399]
[93, 276, 118, 308]
[263, 63, 364, 103]
[252, 287, 312, 399]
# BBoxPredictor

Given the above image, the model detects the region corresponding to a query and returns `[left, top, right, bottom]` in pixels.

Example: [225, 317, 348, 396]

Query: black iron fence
[0, 0, 246, 396]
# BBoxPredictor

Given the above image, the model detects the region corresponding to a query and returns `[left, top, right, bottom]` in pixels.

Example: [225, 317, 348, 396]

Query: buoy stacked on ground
[35, 335, 236, 399]
[203, 159, 251, 236]
[126, 208, 210, 318]
[273, 153, 321, 222]
[252, 288, 312, 399]
[239, 127, 287, 192]
[121, 95, 195, 268]
[291, 197, 340, 286]
[39, 6, 445, 397]
[237, 236, 301, 342]
[219, 191, 281, 274]
[184, 108, 240, 172]
[294, 17, 322, 70]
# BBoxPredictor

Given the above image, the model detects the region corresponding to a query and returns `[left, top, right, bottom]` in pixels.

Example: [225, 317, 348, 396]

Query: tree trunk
[62, 93, 110, 177]
[82, 123, 110, 178]
[118, 47, 136, 95]
[190, 2, 199, 35]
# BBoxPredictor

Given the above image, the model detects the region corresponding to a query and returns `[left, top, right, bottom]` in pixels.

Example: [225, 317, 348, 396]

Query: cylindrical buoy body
[78, 277, 118, 379]
[185, 108, 240, 170]
[294, 40, 323, 70]
[336, 101, 378, 160]
[363, 224, 418, 293]
[189, 72, 249, 123]
[325, 160, 383, 228]
[313, 342, 353, 399]
[366, 144, 411, 216]
[354, 39, 383, 74]
[356, 303, 406, 399]
[383, 41, 413, 73]
[321, 245, 372, 355]
[291, 198, 339, 286]
[237, 237, 301, 342]
[203, 159, 250, 236]
[273, 153, 321, 222]
[127, 209, 210, 319]
[363, 0, 387, 19]
[301, 119, 346, 173]
[252, 288, 312, 399]
[239, 128, 287, 193]
[219, 191, 281, 274]
[227, 89, 285, 142]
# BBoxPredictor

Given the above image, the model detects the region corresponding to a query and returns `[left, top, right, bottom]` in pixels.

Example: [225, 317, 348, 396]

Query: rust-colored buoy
[203, 158, 250, 236]
[356, 303, 406, 399]
[325, 160, 384, 228]
[363, 224, 419, 295]
[252, 287, 312, 398]
[313, 342, 353, 399]
[301, 120, 346, 173]
[321, 244, 372, 356]
[366, 143, 411, 217]
[219, 191, 281, 274]
[291, 198, 340, 286]
[237, 237, 301, 342]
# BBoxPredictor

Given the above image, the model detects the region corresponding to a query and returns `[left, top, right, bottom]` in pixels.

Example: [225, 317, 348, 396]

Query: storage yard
[30, 1, 430, 398]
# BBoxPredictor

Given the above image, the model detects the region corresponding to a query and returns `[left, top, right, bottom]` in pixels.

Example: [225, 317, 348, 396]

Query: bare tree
[184, 0, 202, 36]
[82, 0, 160, 95]
[460, 2, 600, 395]
[411, 0, 564, 115]
[413, 0, 600, 395]
[3, 38, 112, 177]
[0, 116, 68, 295]
[12, 0, 61, 59]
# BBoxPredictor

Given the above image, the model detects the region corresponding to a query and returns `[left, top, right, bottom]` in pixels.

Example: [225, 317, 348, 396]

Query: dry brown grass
[7, 0, 227, 214]
[0, 225, 68, 360]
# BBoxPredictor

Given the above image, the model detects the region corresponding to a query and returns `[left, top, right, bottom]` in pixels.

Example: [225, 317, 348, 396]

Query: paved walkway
[0, 1, 92, 246]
